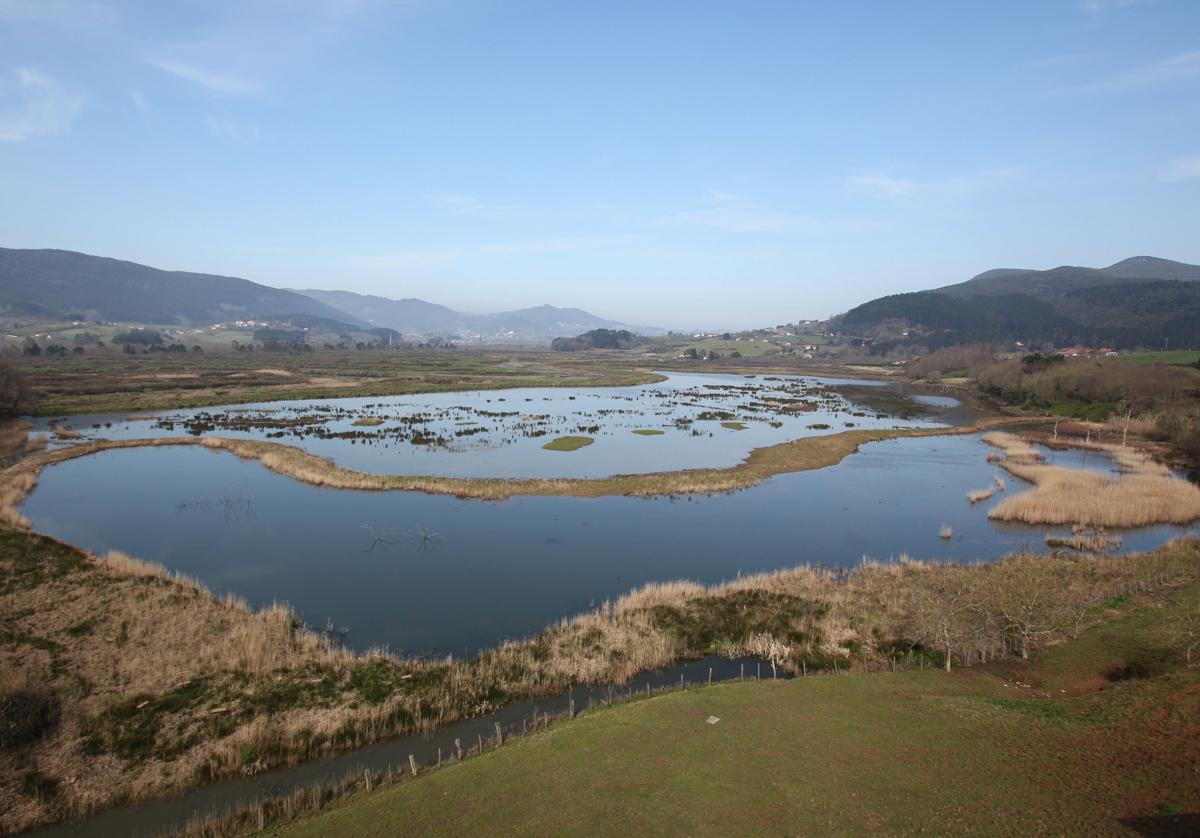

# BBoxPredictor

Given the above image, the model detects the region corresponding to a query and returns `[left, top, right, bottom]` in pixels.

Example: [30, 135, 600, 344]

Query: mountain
[1100, 256, 1200, 281]
[837, 256, 1200, 353]
[294, 289, 470, 335]
[0, 248, 364, 327]
[294, 289, 663, 343]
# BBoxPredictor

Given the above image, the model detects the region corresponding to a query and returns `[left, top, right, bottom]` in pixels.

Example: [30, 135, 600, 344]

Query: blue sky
[1, 0, 1198, 329]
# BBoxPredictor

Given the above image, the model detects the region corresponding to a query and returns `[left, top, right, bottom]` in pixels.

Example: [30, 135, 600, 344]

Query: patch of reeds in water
[983, 431, 1200, 528]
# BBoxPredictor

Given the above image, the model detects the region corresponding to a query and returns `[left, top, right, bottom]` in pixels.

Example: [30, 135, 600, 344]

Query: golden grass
[966, 487, 995, 504]
[0, 419, 30, 458]
[985, 431, 1200, 528]
[4, 519, 1199, 833]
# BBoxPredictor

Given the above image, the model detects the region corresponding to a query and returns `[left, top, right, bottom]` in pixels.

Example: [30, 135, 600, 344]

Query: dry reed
[984, 431, 1200, 528]
[4, 522, 1198, 834]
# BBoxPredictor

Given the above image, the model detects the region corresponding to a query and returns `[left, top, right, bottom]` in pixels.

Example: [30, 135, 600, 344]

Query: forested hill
[837, 256, 1200, 353]
[0, 248, 362, 326]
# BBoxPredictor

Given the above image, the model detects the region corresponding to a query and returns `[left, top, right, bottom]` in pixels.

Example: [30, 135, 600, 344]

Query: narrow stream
[26, 656, 780, 838]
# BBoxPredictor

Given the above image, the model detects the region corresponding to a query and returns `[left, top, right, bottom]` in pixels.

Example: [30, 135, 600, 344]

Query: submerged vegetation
[542, 435, 594, 452]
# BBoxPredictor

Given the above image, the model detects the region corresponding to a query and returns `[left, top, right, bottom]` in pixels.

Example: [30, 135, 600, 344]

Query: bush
[0, 689, 59, 749]
[0, 360, 29, 419]
[112, 329, 163, 346]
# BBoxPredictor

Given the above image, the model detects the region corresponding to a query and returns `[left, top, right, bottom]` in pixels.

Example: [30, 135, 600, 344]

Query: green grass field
[275, 587, 1200, 837]
[1120, 350, 1200, 366]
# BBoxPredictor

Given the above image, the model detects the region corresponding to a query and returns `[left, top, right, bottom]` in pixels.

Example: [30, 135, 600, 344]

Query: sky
[1, 0, 1199, 330]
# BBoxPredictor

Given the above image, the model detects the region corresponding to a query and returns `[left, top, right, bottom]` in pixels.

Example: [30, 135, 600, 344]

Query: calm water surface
[31, 372, 964, 479]
[22, 433, 1195, 657]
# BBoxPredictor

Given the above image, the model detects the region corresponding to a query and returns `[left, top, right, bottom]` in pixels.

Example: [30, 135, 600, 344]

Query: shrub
[0, 360, 29, 419]
[0, 689, 59, 749]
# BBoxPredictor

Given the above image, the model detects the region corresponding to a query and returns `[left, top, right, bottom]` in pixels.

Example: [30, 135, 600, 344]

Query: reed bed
[4, 520, 1199, 834]
[0, 419, 30, 459]
[984, 431, 1200, 528]
[966, 487, 994, 504]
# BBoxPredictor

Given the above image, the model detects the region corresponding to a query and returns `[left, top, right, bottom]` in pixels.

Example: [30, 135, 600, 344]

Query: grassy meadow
[274, 583, 1200, 837]
[7, 349, 664, 416]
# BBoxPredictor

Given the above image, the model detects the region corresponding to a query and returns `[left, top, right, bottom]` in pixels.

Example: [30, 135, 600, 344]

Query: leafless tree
[745, 632, 790, 679]
[986, 558, 1069, 659]
[911, 568, 979, 672]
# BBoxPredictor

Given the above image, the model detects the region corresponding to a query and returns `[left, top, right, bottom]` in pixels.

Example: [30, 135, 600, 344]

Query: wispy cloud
[0, 66, 83, 142]
[434, 194, 519, 217]
[204, 114, 260, 142]
[147, 58, 262, 95]
[0, 0, 113, 27]
[1053, 50, 1200, 96]
[353, 235, 640, 271]
[1160, 155, 1200, 181]
[660, 190, 854, 234]
[846, 174, 920, 199]
[1077, 0, 1152, 11]
[846, 167, 1022, 201]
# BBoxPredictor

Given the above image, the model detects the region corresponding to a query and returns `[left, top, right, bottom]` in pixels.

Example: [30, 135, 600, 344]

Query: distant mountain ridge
[0, 248, 660, 344]
[295, 288, 664, 343]
[0, 248, 362, 327]
[838, 255, 1200, 353]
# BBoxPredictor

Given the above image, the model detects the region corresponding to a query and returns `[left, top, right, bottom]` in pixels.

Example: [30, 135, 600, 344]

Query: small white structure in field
[706, 716, 720, 725]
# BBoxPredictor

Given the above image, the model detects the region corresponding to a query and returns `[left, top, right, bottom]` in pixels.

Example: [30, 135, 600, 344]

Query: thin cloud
[434, 194, 520, 217]
[354, 236, 641, 271]
[1160, 155, 1200, 181]
[147, 58, 262, 95]
[0, 0, 113, 27]
[0, 66, 83, 142]
[1077, 0, 1152, 11]
[846, 174, 920, 199]
[1053, 50, 1200, 96]
[661, 191, 854, 234]
[204, 114, 261, 142]
[847, 167, 1023, 201]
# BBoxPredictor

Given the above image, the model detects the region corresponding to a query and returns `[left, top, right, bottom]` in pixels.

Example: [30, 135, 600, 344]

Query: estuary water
[30, 372, 966, 479]
[21, 433, 1195, 657]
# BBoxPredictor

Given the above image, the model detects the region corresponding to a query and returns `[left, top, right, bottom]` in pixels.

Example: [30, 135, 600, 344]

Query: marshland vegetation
[5, 523, 1198, 834]
[984, 431, 1200, 527]
[541, 435, 593, 452]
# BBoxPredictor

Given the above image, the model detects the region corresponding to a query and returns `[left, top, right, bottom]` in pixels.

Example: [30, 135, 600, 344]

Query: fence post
[708, 667, 713, 685]
[455, 737, 463, 759]
[495, 722, 503, 746]
[408, 754, 418, 777]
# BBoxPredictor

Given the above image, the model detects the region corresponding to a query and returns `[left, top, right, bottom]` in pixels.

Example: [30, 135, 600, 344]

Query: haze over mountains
[837, 256, 1200, 353]
[0, 247, 358, 327]
[0, 248, 658, 344]
[294, 288, 663, 343]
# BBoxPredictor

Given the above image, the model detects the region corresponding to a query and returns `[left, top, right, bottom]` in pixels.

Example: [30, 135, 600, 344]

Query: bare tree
[986, 558, 1069, 659]
[745, 632, 790, 679]
[911, 568, 979, 672]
